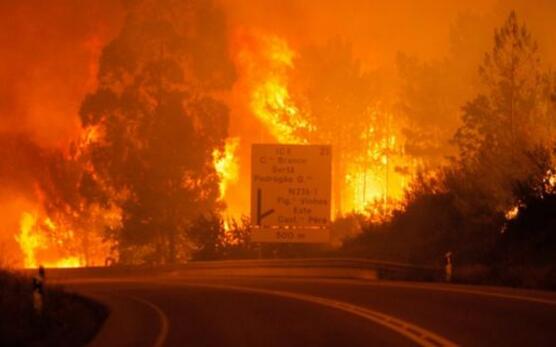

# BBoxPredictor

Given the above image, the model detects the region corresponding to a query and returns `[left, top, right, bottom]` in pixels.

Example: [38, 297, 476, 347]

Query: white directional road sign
[251, 144, 331, 243]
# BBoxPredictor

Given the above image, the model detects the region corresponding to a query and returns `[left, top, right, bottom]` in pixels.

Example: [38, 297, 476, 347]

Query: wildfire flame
[344, 117, 409, 214]
[235, 30, 313, 144]
[232, 30, 412, 218]
[12, 25, 418, 268]
[213, 137, 240, 200]
[15, 203, 121, 269]
[13, 125, 121, 269]
[16, 212, 82, 268]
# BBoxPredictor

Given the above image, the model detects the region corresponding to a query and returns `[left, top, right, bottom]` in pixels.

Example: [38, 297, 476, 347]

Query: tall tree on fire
[79, 0, 235, 264]
[452, 11, 556, 214]
[292, 40, 380, 214]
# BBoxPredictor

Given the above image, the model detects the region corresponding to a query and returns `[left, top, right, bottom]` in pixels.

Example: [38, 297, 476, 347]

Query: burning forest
[1, 0, 556, 286]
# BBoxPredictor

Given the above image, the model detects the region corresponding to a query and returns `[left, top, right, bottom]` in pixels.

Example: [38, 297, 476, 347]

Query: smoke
[219, 0, 496, 67]
[220, 0, 556, 66]
[0, 1, 123, 147]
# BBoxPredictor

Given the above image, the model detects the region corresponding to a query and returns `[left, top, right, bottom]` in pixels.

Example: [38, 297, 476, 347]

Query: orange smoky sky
[2, 0, 556, 149]
[219, 0, 495, 68]
[220, 0, 556, 68]
[0, 1, 124, 148]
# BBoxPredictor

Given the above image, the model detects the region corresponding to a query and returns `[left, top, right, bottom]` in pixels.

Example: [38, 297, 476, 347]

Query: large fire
[342, 111, 410, 214]
[17, 212, 83, 268]
[235, 30, 313, 144]
[5, 7, 424, 268]
[213, 137, 240, 200]
[226, 29, 413, 219]
[9, 27, 416, 268]
[12, 124, 121, 268]
[15, 203, 121, 269]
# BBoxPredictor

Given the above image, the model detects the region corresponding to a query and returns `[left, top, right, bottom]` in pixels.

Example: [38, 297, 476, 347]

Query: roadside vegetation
[339, 11, 556, 290]
[0, 269, 107, 347]
[183, 12, 556, 291]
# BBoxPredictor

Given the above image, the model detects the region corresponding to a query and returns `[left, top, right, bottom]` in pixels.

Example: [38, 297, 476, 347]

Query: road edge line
[333, 280, 556, 306]
[128, 295, 170, 347]
[388, 283, 556, 306]
[259, 278, 556, 306]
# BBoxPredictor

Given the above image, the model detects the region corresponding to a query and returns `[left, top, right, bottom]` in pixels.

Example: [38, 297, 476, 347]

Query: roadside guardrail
[31, 258, 442, 282]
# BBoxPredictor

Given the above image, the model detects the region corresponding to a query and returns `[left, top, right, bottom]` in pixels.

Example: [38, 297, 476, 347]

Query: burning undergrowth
[0, 132, 121, 268]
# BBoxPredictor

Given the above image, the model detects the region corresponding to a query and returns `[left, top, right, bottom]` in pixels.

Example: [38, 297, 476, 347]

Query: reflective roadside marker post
[444, 252, 453, 282]
[32, 266, 45, 314]
[251, 144, 332, 243]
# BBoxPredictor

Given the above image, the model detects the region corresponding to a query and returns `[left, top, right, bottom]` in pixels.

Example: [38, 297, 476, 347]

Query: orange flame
[235, 30, 313, 143]
[343, 115, 409, 214]
[231, 30, 414, 219]
[213, 137, 240, 200]
[15, 201, 121, 268]
[16, 212, 83, 268]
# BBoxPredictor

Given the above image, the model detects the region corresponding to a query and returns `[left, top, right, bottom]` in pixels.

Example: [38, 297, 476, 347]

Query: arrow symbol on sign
[257, 188, 275, 225]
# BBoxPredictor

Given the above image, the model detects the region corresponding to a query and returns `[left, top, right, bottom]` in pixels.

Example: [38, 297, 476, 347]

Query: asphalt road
[60, 270, 556, 347]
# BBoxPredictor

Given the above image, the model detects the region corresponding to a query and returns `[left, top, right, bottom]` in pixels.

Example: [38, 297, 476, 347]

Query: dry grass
[0, 269, 107, 347]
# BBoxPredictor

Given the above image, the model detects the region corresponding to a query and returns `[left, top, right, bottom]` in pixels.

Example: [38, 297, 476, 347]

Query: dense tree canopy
[342, 12, 556, 286]
[291, 40, 382, 214]
[79, 0, 234, 264]
[453, 11, 555, 213]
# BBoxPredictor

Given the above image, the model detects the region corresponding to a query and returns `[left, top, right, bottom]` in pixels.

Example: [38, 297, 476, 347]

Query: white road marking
[266, 278, 556, 306]
[177, 282, 458, 347]
[128, 295, 170, 347]
[381, 282, 556, 306]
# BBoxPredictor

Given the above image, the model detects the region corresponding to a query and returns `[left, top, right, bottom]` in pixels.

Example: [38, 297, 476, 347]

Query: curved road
[60, 271, 556, 347]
